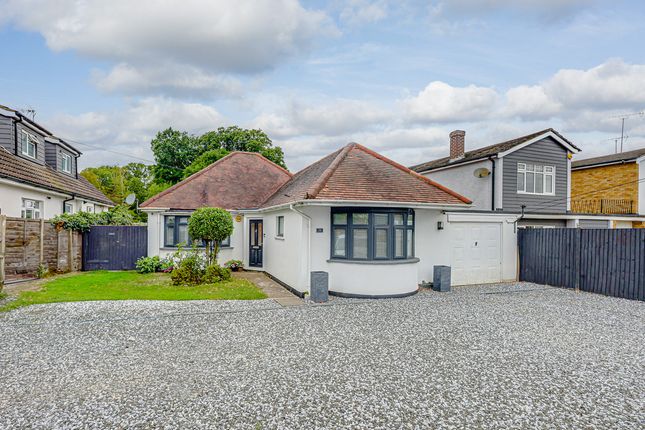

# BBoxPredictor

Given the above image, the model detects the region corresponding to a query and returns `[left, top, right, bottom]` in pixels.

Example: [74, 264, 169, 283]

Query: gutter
[489, 156, 496, 211]
[289, 203, 312, 293]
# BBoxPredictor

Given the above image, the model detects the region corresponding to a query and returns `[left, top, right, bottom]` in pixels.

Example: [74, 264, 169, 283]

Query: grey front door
[249, 220, 263, 267]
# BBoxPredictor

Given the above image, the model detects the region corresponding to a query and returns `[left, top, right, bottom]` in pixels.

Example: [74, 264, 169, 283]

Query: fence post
[0, 215, 6, 286]
[39, 218, 45, 265]
[68, 229, 73, 272]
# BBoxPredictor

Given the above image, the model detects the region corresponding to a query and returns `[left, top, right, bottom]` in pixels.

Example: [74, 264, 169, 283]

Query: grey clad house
[410, 128, 643, 228]
[0, 104, 113, 219]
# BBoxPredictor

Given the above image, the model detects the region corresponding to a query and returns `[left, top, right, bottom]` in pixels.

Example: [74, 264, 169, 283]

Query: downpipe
[289, 204, 311, 293]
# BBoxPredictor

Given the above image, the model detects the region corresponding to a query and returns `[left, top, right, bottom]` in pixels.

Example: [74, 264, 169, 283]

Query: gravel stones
[0, 283, 643, 429]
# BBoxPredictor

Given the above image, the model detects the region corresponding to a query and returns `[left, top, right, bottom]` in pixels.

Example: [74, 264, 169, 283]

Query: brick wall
[0, 216, 82, 283]
[571, 162, 639, 206]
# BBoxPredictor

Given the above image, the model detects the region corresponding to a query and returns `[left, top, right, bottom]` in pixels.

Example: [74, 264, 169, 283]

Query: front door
[249, 220, 263, 267]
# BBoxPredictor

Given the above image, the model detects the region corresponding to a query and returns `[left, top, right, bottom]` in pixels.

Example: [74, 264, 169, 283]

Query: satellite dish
[473, 167, 491, 178]
[125, 193, 137, 205]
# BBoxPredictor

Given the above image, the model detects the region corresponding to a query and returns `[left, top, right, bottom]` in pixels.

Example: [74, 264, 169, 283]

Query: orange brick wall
[571, 162, 639, 203]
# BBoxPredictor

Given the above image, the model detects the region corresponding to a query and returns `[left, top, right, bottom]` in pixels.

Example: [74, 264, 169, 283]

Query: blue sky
[1, 0, 645, 170]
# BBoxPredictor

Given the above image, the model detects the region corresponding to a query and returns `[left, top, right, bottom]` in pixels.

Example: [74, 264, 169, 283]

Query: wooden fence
[0, 215, 82, 284]
[518, 228, 645, 301]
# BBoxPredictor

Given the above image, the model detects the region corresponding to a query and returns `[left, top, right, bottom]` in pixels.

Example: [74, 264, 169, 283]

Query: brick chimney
[449, 130, 465, 160]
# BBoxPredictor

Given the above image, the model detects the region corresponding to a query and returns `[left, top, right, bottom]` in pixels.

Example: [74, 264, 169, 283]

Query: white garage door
[450, 222, 502, 286]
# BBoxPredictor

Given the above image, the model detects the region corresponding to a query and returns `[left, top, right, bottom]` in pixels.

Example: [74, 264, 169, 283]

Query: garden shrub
[136, 256, 162, 274]
[204, 264, 232, 283]
[51, 205, 136, 232]
[170, 247, 207, 285]
[187, 208, 233, 264]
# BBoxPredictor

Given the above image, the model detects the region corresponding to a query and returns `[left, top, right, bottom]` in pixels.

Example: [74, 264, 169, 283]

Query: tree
[187, 208, 234, 264]
[196, 126, 286, 168]
[150, 128, 200, 184]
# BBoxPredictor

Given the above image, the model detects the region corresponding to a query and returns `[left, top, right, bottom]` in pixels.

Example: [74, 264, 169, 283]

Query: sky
[1, 0, 645, 172]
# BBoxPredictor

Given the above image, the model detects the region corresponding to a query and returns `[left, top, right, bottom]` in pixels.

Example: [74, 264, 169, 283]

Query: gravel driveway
[1, 283, 643, 429]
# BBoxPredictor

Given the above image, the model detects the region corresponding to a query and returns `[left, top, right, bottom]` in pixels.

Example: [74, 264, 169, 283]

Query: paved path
[234, 271, 304, 307]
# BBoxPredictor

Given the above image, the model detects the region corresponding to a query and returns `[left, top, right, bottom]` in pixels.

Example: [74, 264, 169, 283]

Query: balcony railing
[571, 199, 635, 214]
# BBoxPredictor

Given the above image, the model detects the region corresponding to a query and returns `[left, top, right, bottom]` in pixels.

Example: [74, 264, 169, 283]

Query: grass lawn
[1, 271, 267, 312]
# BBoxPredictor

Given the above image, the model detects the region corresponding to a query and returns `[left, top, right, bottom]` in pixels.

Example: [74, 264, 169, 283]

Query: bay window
[331, 208, 414, 261]
[517, 163, 555, 195]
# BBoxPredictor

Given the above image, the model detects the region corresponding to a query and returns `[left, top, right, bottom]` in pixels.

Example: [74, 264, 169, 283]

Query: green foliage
[182, 148, 230, 179]
[36, 264, 50, 279]
[136, 256, 162, 274]
[224, 259, 244, 271]
[151, 128, 200, 184]
[150, 126, 287, 186]
[170, 247, 207, 285]
[204, 264, 232, 283]
[188, 208, 233, 263]
[50, 205, 136, 232]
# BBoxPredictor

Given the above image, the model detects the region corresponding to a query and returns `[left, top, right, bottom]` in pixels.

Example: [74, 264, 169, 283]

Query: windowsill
[517, 191, 555, 196]
[274, 236, 285, 240]
[326, 257, 420, 265]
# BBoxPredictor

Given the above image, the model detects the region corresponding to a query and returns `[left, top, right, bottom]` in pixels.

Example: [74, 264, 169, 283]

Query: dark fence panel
[518, 228, 645, 301]
[83, 226, 147, 271]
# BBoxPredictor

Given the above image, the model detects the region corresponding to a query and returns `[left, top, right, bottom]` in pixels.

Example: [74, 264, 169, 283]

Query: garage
[449, 222, 503, 285]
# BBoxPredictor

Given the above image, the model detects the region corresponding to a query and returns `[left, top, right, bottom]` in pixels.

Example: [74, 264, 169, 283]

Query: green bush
[170, 247, 207, 285]
[204, 264, 232, 283]
[50, 205, 136, 232]
[135, 256, 162, 274]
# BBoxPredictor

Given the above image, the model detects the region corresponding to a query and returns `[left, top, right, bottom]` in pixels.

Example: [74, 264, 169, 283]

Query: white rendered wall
[423, 159, 493, 211]
[0, 181, 109, 218]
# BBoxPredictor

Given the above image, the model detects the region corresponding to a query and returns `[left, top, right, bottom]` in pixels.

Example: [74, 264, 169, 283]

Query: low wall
[0, 216, 82, 284]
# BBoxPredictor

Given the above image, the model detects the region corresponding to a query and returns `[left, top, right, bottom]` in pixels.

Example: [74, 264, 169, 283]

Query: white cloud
[47, 98, 225, 168]
[503, 85, 561, 119]
[2, 0, 336, 97]
[339, 0, 389, 25]
[402, 81, 498, 123]
[92, 64, 243, 99]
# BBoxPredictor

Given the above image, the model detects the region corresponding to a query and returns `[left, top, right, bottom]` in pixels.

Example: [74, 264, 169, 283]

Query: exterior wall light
[437, 221, 444, 230]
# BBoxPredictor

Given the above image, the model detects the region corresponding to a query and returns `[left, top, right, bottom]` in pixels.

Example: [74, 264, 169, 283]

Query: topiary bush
[188, 207, 233, 264]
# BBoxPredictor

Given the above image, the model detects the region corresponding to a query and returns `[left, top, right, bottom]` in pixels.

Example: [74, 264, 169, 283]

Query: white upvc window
[517, 163, 555, 195]
[64, 203, 74, 214]
[20, 130, 37, 159]
[61, 153, 72, 173]
[21, 198, 42, 219]
[276, 215, 285, 238]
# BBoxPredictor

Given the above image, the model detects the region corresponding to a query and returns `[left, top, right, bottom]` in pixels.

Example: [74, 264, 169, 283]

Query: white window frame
[20, 130, 37, 159]
[61, 153, 72, 173]
[517, 163, 555, 196]
[64, 203, 74, 214]
[276, 215, 285, 238]
[21, 198, 42, 219]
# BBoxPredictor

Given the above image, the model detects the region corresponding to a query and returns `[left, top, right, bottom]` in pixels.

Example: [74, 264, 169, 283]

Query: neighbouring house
[571, 147, 645, 228]
[0, 105, 113, 218]
[410, 128, 645, 229]
[141, 145, 485, 297]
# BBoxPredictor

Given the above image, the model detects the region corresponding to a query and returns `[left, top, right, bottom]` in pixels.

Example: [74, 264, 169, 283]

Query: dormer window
[61, 153, 72, 173]
[20, 130, 37, 159]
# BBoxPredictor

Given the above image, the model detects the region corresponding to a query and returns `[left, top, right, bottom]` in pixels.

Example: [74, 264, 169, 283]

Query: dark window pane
[407, 229, 413, 257]
[177, 223, 189, 245]
[393, 214, 404, 225]
[352, 229, 368, 258]
[394, 229, 404, 257]
[407, 213, 414, 226]
[165, 216, 175, 246]
[333, 228, 346, 257]
[375, 229, 388, 258]
[333, 213, 347, 225]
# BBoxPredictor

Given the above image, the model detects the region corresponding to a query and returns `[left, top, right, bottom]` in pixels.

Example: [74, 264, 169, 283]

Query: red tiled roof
[140, 152, 292, 210]
[0, 148, 113, 205]
[262, 143, 471, 207]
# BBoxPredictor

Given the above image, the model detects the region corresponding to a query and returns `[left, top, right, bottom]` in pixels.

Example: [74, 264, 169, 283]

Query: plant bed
[0, 270, 267, 312]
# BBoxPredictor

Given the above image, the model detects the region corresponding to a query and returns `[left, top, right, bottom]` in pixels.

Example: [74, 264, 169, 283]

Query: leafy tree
[187, 208, 233, 264]
[182, 148, 229, 179]
[196, 126, 286, 168]
[150, 128, 200, 184]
